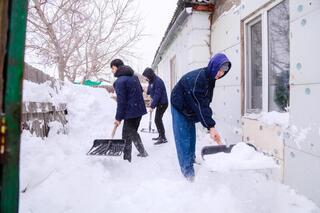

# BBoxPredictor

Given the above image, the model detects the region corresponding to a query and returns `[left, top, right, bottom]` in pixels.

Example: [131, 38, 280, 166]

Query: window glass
[247, 18, 262, 112]
[268, 0, 290, 112]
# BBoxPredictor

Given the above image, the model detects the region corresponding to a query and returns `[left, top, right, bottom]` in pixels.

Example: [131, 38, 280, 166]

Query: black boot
[137, 152, 148, 157]
[152, 136, 160, 141]
[154, 136, 168, 145]
[123, 155, 131, 162]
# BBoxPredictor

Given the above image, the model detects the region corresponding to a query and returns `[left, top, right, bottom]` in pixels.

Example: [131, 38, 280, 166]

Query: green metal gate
[0, 0, 28, 212]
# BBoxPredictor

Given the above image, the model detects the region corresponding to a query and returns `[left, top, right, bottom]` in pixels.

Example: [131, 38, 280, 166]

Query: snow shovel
[140, 110, 158, 134]
[201, 143, 257, 160]
[87, 125, 125, 156]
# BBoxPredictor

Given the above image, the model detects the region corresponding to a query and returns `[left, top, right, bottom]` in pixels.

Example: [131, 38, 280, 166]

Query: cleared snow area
[19, 83, 320, 213]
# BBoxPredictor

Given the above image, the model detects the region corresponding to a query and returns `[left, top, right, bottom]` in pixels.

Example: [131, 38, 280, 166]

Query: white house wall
[240, 0, 270, 19]
[157, 18, 189, 91]
[287, 84, 320, 156]
[284, 146, 320, 206]
[290, 7, 320, 84]
[157, 11, 211, 92]
[211, 0, 320, 205]
[210, 3, 242, 145]
[211, 7, 241, 54]
[290, 0, 320, 21]
[212, 85, 242, 144]
[285, 0, 320, 205]
[155, 0, 320, 204]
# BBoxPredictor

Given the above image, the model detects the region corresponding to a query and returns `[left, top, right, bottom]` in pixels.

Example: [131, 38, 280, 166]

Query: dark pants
[155, 104, 168, 138]
[122, 116, 147, 161]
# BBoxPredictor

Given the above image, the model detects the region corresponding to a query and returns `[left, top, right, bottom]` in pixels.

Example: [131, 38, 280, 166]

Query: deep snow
[19, 82, 320, 213]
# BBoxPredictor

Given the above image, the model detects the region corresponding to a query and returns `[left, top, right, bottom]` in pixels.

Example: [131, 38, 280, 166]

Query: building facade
[152, 0, 320, 206]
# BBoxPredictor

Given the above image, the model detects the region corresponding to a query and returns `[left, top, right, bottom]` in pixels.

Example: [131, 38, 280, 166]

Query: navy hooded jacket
[170, 53, 231, 129]
[143, 68, 168, 109]
[113, 65, 147, 121]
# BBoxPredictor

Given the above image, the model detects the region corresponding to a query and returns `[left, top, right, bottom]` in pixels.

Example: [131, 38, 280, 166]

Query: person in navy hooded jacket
[170, 53, 231, 181]
[142, 68, 169, 145]
[111, 59, 148, 162]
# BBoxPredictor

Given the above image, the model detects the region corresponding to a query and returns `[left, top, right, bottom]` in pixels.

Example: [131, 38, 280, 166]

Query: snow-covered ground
[19, 83, 320, 213]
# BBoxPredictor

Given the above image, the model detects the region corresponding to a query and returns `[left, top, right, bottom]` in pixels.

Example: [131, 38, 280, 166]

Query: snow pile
[23, 80, 65, 105]
[20, 83, 320, 213]
[203, 142, 278, 172]
[288, 125, 311, 149]
[246, 111, 289, 127]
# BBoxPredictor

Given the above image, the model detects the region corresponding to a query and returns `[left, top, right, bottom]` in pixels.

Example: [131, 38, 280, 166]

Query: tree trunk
[58, 60, 65, 81]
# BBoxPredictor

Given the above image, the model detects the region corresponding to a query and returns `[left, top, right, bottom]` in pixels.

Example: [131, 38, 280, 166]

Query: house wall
[210, 0, 242, 146]
[211, 0, 320, 205]
[154, 0, 320, 205]
[284, 0, 320, 205]
[156, 11, 211, 92]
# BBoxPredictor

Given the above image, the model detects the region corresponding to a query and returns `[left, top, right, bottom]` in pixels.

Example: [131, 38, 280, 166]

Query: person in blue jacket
[111, 59, 148, 162]
[170, 53, 232, 181]
[142, 68, 169, 145]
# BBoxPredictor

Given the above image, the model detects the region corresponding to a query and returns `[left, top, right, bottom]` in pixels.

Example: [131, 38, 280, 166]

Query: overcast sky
[25, 0, 178, 78]
[131, 0, 178, 73]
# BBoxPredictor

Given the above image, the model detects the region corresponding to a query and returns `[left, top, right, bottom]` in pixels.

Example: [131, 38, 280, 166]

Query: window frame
[243, 0, 289, 115]
[246, 15, 263, 113]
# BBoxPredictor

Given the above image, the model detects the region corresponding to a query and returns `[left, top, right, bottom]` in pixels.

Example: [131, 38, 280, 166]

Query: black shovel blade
[87, 139, 125, 156]
[201, 143, 257, 159]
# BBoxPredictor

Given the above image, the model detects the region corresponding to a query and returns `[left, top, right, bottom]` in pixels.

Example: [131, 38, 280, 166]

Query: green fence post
[1, 0, 28, 212]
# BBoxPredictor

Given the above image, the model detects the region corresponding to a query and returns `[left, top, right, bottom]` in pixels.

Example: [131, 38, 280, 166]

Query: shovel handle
[111, 125, 118, 139]
[149, 110, 153, 122]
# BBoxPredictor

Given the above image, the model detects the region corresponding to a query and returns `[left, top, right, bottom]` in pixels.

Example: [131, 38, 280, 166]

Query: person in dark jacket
[142, 68, 169, 145]
[111, 59, 148, 162]
[170, 53, 232, 181]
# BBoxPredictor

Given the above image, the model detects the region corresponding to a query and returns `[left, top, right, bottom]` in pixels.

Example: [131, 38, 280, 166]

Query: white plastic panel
[240, 0, 270, 19]
[188, 29, 210, 47]
[187, 45, 210, 67]
[215, 44, 241, 87]
[284, 146, 320, 206]
[189, 11, 211, 30]
[211, 6, 240, 53]
[290, 8, 320, 85]
[290, 0, 320, 21]
[216, 118, 242, 145]
[211, 87, 225, 121]
[188, 61, 208, 71]
[212, 85, 242, 144]
[287, 84, 320, 157]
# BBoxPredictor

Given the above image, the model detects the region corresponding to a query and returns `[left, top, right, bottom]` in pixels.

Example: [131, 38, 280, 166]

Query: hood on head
[142, 67, 156, 83]
[114, 65, 134, 77]
[207, 53, 232, 79]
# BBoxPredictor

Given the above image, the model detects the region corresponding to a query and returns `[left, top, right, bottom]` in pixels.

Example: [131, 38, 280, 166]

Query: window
[245, 0, 289, 113]
[247, 17, 263, 112]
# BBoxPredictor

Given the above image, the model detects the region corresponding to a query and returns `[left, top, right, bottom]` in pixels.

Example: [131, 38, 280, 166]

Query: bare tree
[26, 0, 143, 82]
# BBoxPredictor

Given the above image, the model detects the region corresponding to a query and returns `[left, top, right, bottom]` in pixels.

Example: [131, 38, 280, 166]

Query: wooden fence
[21, 64, 68, 138]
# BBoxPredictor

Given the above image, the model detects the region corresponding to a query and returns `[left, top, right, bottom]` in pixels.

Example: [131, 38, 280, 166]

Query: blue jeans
[171, 106, 196, 178]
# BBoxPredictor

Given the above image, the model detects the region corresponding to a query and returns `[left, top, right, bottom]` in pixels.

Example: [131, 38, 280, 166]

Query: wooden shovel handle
[111, 125, 118, 139]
